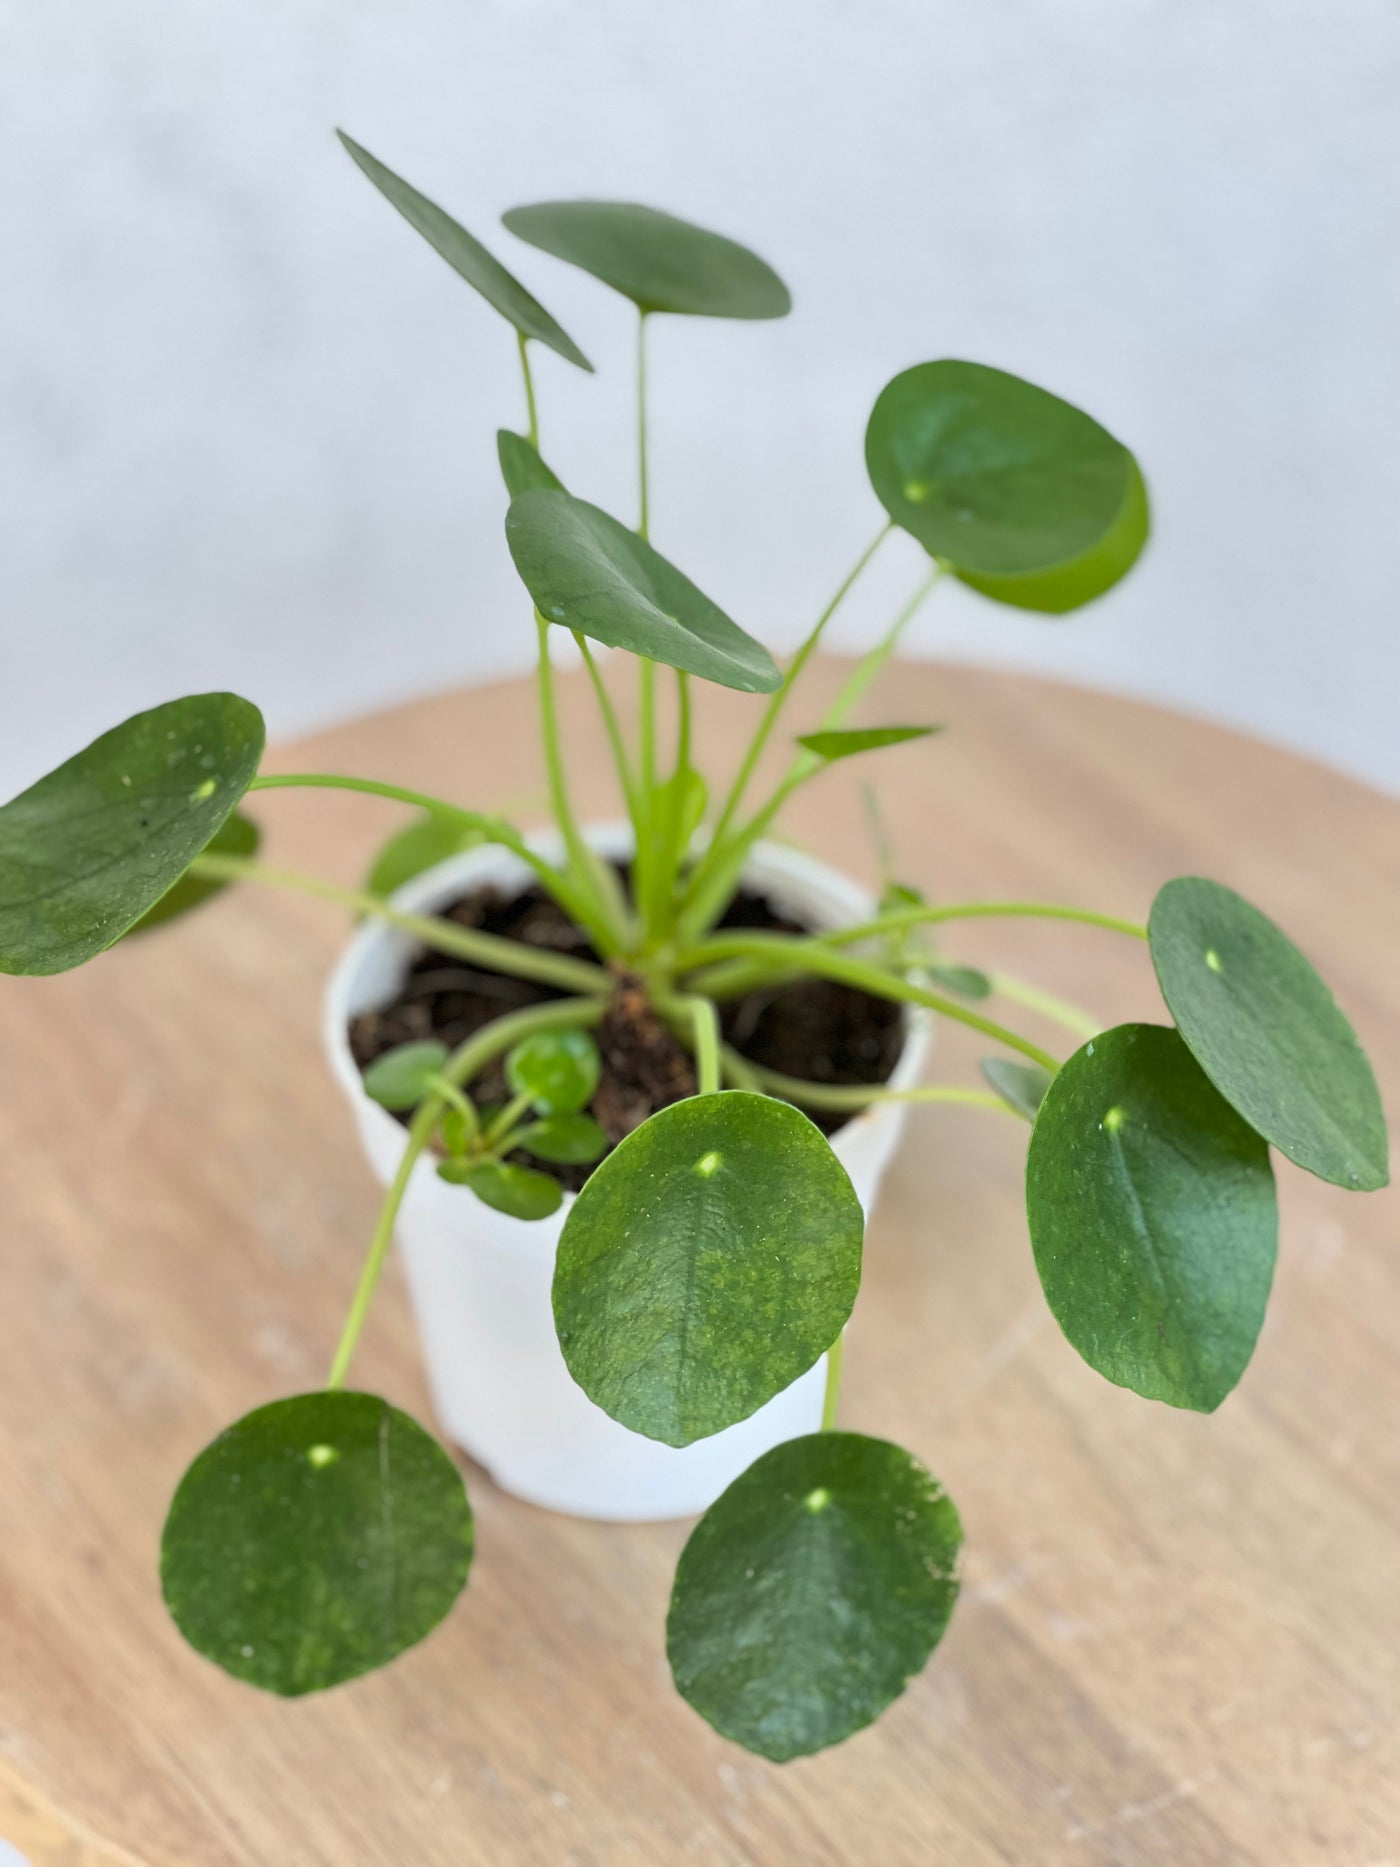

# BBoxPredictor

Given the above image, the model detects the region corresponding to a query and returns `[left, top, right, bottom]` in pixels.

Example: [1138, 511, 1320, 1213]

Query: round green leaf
[1026, 1024, 1277, 1412]
[0, 693, 265, 976]
[364, 812, 486, 901]
[667, 1432, 961, 1761]
[161, 1391, 473, 1696]
[504, 1027, 601, 1116]
[797, 725, 941, 762]
[956, 457, 1149, 614]
[865, 360, 1137, 579]
[514, 1113, 609, 1165]
[126, 810, 260, 937]
[553, 1092, 864, 1447]
[979, 1055, 1052, 1120]
[505, 489, 781, 695]
[496, 429, 565, 499]
[437, 1158, 563, 1220]
[1149, 877, 1388, 1191]
[361, 1040, 449, 1110]
[501, 200, 790, 320]
[337, 132, 591, 371]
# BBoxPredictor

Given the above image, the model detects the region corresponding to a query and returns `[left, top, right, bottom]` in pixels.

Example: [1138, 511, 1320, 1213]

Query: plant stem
[988, 972, 1101, 1043]
[188, 852, 611, 994]
[574, 632, 640, 825]
[534, 613, 629, 949]
[518, 331, 539, 449]
[814, 563, 942, 734]
[427, 1075, 479, 1135]
[440, 995, 609, 1090]
[636, 310, 650, 538]
[821, 1331, 844, 1431]
[679, 931, 1060, 1072]
[719, 1048, 1017, 1115]
[812, 900, 1149, 945]
[484, 1089, 535, 1146]
[327, 1093, 441, 1389]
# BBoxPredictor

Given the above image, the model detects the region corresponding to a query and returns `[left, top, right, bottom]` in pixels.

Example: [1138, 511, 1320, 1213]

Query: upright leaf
[502, 200, 790, 320]
[496, 429, 566, 499]
[127, 810, 260, 937]
[0, 693, 265, 976]
[865, 361, 1144, 607]
[505, 488, 780, 694]
[553, 1093, 864, 1446]
[1026, 1024, 1277, 1411]
[797, 725, 941, 762]
[1149, 877, 1388, 1190]
[337, 133, 591, 371]
[161, 1392, 473, 1696]
[668, 1432, 962, 1760]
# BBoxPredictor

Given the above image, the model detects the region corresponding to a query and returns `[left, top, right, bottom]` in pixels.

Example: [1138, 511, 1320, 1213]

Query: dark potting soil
[348, 880, 905, 1191]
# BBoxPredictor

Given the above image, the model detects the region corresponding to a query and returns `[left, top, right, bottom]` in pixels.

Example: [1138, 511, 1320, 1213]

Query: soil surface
[348, 880, 905, 1189]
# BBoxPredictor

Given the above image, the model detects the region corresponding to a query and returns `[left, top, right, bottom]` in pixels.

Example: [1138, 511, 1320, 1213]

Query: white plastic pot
[325, 827, 929, 1522]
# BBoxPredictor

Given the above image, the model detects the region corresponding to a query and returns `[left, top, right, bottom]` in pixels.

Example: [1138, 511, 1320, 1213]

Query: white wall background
[3, 0, 1398, 799]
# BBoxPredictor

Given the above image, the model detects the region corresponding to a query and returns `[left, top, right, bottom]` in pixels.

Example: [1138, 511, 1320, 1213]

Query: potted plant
[0, 132, 1386, 1765]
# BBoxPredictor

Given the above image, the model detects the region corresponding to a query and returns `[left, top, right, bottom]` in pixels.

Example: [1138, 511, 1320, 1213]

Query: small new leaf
[667, 1433, 962, 1760]
[514, 1113, 609, 1166]
[1026, 1024, 1277, 1411]
[161, 1391, 473, 1696]
[0, 693, 265, 976]
[504, 1028, 601, 1116]
[502, 200, 791, 320]
[1149, 877, 1388, 1191]
[505, 489, 781, 695]
[553, 1093, 864, 1447]
[437, 1158, 562, 1220]
[336, 132, 591, 371]
[797, 726, 941, 763]
[361, 1041, 450, 1111]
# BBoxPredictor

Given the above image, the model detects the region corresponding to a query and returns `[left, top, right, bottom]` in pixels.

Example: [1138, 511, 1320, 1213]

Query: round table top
[3, 658, 1396, 1867]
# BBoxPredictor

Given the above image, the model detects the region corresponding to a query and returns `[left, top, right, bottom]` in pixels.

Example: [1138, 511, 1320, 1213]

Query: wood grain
[2, 660, 1397, 1867]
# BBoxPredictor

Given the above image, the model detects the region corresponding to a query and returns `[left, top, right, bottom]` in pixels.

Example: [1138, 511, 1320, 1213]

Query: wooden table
[3, 661, 1397, 1867]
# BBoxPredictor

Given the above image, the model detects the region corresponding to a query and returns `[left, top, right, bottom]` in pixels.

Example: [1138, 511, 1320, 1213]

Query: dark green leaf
[501, 200, 790, 320]
[1149, 877, 1388, 1191]
[336, 132, 591, 371]
[667, 1432, 961, 1760]
[364, 812, 486, 901]
[979, 1055, 1052, 1119]
[361, 1040, 449, 1110]
[504, 1027, 601, 1116]
[505, 489, 781, 694]
[161, 1391, 473, 1696]
[514, 1113, 609, 1165]
[925, 962, 992, 999]
[1026, 1024, 1277, 1411]
[553, 1092, 864, 1447]
[865, 361, 1142, 593]
[797, 726, 941, 762]
[126, 810, 260, 937]
[436, 1157, 563, 1219]
[0, 693, 265, 976]
[496, 429, 565, 499]
[956, 458, 1149, 614]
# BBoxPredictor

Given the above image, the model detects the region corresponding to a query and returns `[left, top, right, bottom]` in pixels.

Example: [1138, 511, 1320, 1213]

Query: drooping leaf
[361, 1040, 449, 1110]
[161, 1391, 473, 1696]
[1149, 877, 1388, 1191]
[667, 1432, 961, 1760]
[797, 725, 941, 762]
[956, 458, 1150, 614]
[336, 132, 591, 371]
[0, 693, 265, 976]
[979, 1055, 1053, 1120]
[502, 200, 791, 320]
[436, 1157, 562, 1220]
[1026, 1024, 1277, 1411]
[553, 1092, 864, 1447]
[126, 810, 260, 937]
[496, 429, 565, 499]
[514, 1113, 609, 1165]
[505, 489, 781, 694]
[504, 1027, 600, 1116]
[364, 812, 486, 901]
[924, 961, 992, 999]
[865, 361, 1142, 602]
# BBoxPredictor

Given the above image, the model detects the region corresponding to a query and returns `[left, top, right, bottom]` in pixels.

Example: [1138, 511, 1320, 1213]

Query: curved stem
[719, 1047, 1017, 1116]
[188, 852, 611, 995]
[813, 900, 1149, 946]
[821, 1331, 844, 1432]
[988, 971, 1101, 1043]
[663, 993, 720, 1095]
[440, 994, 608, 1090]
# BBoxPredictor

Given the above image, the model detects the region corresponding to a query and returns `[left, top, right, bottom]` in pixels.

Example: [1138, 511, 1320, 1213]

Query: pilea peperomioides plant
[2, 132, 1387, 1764]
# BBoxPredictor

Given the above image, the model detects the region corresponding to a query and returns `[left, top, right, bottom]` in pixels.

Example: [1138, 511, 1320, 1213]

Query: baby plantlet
[3, 131, 1386, 1762]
